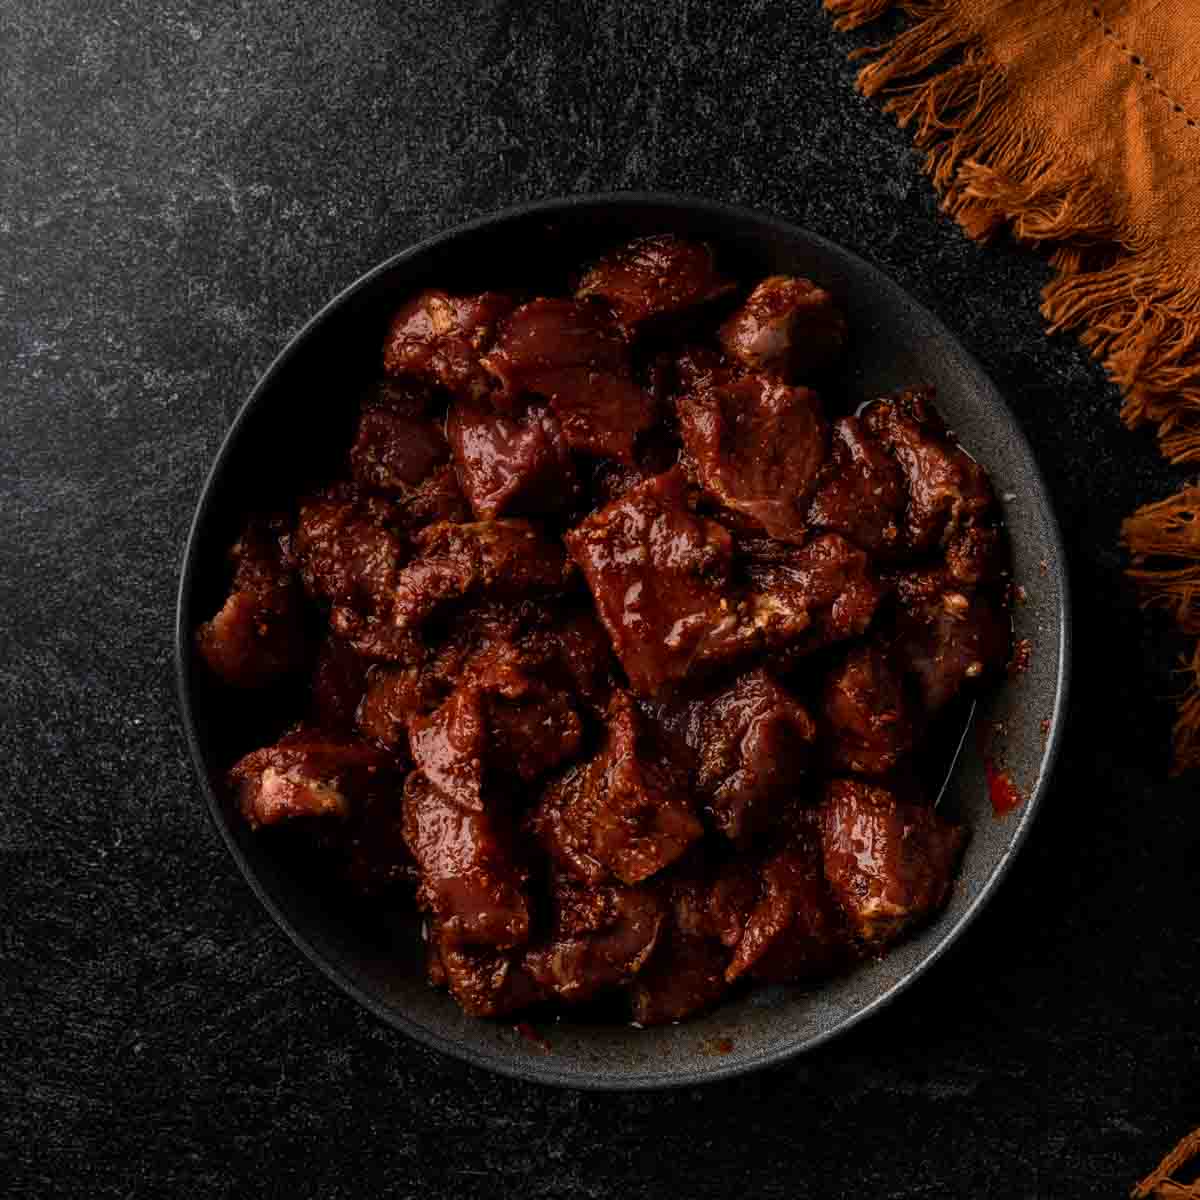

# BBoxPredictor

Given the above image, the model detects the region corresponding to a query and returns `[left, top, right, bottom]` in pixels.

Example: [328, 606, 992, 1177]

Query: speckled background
[4, 2, 1197, 1197]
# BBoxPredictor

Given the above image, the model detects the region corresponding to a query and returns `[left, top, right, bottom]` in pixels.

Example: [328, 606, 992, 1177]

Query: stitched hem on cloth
[827, 0, 1200, 774]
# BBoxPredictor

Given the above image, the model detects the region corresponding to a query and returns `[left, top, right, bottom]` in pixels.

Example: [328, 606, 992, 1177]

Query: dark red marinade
[196, 234, 1012, 1024]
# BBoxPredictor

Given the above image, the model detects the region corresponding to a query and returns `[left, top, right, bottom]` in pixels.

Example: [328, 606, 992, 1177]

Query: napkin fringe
[829, 0, 1200, 774]
[1123, 490, 1200, 775]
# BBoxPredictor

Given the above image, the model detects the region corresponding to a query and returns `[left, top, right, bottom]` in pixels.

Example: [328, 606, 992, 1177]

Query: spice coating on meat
[229, 729, 398, 830]
[531, 692, 702, 886]
[718, 275, 847, 380]
[448, 399, 580, 519]
[824, 642, 917, 777]
[383, 290, 514, 401]
[576, 234, 734, 333]
[653, 668, 817, 843]
[566, 468, 741, 694]
[401, 771, 530, 950]
[678, 373, 827, 543]
[481, 298, 655, 461]
[821, 778, 966, 946]
[195, 516, 309, 688]
[807, 416, 905, 556]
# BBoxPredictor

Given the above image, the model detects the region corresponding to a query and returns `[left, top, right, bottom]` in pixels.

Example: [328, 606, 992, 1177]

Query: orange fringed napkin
[1134, 1127, 1200, 1198]
[823, 0, 1200, 773]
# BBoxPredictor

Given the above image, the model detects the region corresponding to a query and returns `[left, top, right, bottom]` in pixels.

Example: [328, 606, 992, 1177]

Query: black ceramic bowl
[176, 193, 1070, 1089]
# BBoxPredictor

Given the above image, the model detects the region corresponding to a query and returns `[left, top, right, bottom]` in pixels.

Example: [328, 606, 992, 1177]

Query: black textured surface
[3, 2, 1196, 1196]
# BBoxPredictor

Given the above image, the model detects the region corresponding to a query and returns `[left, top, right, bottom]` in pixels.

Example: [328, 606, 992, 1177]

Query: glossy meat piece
[575, 234, 733, 333]
[309, 633, 369, 733]
[531, 692, 703, 886]
[678, 374, 827, 542]
[821, 778, 966, 946]
[229, 728, 398, 831]
[294, 485, 404, 614]
[485, 685, 583, 783]
[891, 569, 1010, 713]
[357, 661, 437, 746]
[862, 387, 995, 553]
[350, 406, 449, 496]
[945, 521, 1008, 590]
[524, 877, 665, 1003]
[195, 516, 308, 689]
[480, 299, 654, 461]
[807, 416, 905, 556]
[383, 290, 514, 401]
[392, 519, 571, 633]
[394, 462, 473, 533]
[742, 532, 889, 657]
[552, 608, 618, 715]
[655, 669, 817, 843]
[427, 924, 545, 1017]
[824, 643, 917, 777]
[630, 931, 729, 1025]
[726, 832, 846, 983]
[565, 468, 740, 694]
[401, 771, 530, 949]
[447, 398, 579, 519]
[409, 687, 486, 811]
[718, 275, 847, 380]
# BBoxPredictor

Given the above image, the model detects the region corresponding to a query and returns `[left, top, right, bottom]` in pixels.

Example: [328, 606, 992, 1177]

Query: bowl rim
[174, 190, 1072, 1090]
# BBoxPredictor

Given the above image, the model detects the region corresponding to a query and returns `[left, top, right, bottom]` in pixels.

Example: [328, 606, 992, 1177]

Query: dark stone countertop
[4, 3, 1197, 1196]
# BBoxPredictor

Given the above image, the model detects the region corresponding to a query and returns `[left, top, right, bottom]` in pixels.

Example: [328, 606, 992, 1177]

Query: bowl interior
[177, 196, 1068, 1089]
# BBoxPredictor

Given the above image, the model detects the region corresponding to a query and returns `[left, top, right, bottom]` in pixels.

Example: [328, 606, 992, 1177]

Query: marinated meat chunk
[524, 877, 665, 1003]
[742, 532, 889, 657]
[409, 686, 487, 811]
[553, 608, 618, 715]
[447, 398, 579, 519]
[350, 405, 449, 496]
[357, 661, 435, 746]
[383, 290, 515, 401]
[718, 275, 847, 380]
[394, 463, 473, 533]
[945, 521, 1008, 590]
[485, 686, 583, 783]
[821, 778, 966, 946]
[229, 728, 399, 831]
[402, 771, 530, 949]
[480, 298, 654, 461]
[891, 569, 1010, 713]
[679, 374, 827, 542]
[196, 516, 308, 689]
[824, 643, 917, 777]
[807, 416, 905, 556]
[655, 669, 817, 843]
[576, 234, 734, 334]
[674, 344, 726, 396]
[532, 692, 703, 886]
[726, 832, 846, 983]
[294, 485, 404, 614]
[565, 468, 740, 694]
[428, 924, 545, 1017]
[411, 675, 583, 803]
[392, 519, 571, 634]
[630, 930, 729, 1025]
[309, 633, 369, 732]
[358, 600, 603, 749]
[862, 387, 995, 553]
